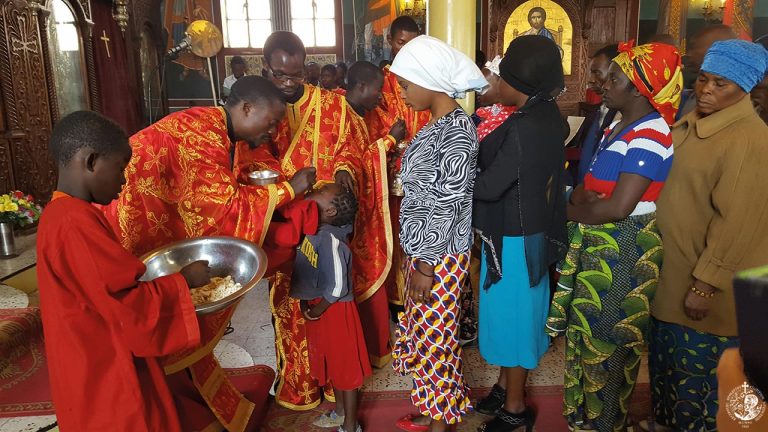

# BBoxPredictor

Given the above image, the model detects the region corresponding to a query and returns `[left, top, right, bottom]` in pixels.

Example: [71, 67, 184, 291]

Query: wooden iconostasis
[0, 0, 640, 201]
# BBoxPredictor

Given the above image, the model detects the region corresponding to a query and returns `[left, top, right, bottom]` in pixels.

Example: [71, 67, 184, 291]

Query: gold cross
[318, 148, 334, 164]
[299, 145, 334, 169]
[298, 382, 315, 403]
[100, 30, 111, 58]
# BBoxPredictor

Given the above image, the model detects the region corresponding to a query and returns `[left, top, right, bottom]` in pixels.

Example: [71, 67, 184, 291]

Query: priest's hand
[180, 260, 211, 289]
[407, 260, 435, 304]
[335, 170, 356, 194]
[389, 119, 407, 143]
[289, 167, 317, 195]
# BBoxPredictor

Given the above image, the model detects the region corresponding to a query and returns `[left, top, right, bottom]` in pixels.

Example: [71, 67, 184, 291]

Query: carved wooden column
[668, 0, 688, 52]
[0, 0, 58, 199]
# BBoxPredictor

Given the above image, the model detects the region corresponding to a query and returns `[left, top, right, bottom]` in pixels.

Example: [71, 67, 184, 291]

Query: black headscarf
[473, 35, 568, 288]
[499, 35, 565, 98]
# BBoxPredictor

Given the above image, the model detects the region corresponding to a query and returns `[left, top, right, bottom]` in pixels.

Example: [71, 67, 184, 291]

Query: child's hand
[388, 119, 407, 143]
[180, 260, 211, 288]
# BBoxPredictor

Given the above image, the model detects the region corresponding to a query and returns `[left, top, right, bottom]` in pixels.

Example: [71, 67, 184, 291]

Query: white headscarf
[485, 55, 502, 76]
[390, 35, 488, 99]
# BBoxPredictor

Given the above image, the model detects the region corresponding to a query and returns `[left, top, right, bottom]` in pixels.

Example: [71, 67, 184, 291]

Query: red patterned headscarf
[613, 41, 683, 124]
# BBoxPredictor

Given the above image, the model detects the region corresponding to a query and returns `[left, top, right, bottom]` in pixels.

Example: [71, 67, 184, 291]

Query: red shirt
[37, 193, 200, 431]
[475, 104, 517, 141]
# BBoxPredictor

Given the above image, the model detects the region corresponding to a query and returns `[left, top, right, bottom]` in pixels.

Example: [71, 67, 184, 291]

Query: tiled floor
[0, 416, 56, 432]
[0, 282, 648, 431]
[0, 285, 28, 309]
[221, 283, 649, 393]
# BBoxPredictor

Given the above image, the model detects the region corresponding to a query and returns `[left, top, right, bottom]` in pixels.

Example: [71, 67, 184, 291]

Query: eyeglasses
[267, 66, 305, 84]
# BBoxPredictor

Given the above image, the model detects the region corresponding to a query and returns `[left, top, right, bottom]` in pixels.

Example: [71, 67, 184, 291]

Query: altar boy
[36, 111, 210, 431]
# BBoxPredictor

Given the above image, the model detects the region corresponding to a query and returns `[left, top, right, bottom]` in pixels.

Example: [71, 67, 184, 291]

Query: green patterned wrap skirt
[546, 213, 662, 432]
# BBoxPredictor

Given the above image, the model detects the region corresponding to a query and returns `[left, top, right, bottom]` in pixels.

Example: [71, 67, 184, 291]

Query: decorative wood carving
[590, 7, 617, 43]
[0, 0, 58, 200]
[84, 25, 100, 112]
[669, 0, 683, 44]
[0, 90, 14, 193]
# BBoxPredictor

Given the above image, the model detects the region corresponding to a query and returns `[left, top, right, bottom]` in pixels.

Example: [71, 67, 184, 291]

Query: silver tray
[140, 236, 268, 315]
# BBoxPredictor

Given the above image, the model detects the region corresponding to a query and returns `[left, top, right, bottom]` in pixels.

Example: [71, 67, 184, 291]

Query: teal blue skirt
[479, 235, 550, 369]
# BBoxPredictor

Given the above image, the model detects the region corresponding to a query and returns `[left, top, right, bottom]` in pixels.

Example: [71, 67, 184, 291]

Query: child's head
[320, 64, 338, 90]
[306, 182, 358, 227]
[50, 111, 131, 205]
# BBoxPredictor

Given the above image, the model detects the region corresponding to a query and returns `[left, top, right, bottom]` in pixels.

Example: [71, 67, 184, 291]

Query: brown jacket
[653, 96, 768, 336]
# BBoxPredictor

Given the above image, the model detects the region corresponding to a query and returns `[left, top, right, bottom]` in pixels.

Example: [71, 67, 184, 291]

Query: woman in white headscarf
[388, 35, 487, 432]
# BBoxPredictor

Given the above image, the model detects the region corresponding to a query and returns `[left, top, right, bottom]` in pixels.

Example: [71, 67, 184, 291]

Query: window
[291, 0, 336, 47]
[219, 0, 338, 50]
[221, 0, 273, 48]
[47, 0, 88, 115]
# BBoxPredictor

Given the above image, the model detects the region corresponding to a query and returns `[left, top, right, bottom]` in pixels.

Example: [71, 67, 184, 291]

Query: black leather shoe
[475, 384, 506, 415]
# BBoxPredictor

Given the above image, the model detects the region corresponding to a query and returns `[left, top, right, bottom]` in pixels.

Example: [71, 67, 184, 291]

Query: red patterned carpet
[0, 308, 52, 418]
[262, 384, 651, 432]
[0, 305, 276, 427]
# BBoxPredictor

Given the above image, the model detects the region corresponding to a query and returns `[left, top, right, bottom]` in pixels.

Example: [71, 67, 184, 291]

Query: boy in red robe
[37, 111, 211, 432]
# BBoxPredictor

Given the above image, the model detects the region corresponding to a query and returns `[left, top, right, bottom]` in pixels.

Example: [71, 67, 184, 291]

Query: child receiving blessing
[291, 183, 371, 432]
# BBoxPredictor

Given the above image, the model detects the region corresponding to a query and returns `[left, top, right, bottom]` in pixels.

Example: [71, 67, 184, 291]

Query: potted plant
[0, 191, 42, 257]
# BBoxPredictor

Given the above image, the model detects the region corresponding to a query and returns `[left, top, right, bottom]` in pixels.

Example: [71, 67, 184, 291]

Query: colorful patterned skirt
[649, 318, 738, 431]
[392, 252, 472, 424]
[547, 213, 662, 432]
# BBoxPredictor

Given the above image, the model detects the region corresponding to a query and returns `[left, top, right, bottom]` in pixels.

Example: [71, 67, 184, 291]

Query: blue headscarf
[700, 39, 768, 92]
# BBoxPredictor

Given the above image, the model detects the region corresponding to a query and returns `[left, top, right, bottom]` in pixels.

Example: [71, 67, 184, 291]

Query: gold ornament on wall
[700, 0, 725, 23]
[113, 0, 129, 33]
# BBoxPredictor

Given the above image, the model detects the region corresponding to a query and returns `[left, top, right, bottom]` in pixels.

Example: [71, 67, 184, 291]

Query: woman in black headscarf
[473, 36, 568, 432]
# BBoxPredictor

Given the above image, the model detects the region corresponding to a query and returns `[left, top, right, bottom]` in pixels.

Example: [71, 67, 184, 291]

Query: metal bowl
[139, 236, 268, 315]
[247, 169, 279, 186]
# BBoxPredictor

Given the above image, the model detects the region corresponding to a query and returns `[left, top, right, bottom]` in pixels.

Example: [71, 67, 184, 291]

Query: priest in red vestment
[365, 17, 431, 309]
[102, 77, 316, 432]
[343, 62, 407, 370]
[234, 32, 368, 411]
[38, 111, 210, 432]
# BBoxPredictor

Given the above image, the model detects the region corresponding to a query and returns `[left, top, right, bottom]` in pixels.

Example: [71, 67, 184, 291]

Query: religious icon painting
[504, 0, 573, 75]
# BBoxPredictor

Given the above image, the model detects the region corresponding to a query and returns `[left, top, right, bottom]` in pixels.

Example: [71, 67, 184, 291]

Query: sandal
[479, 408, 535, 432]
[313, 410, 345, 428]
[336, 425, 362, 432]
[475, 384, 507, 415]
